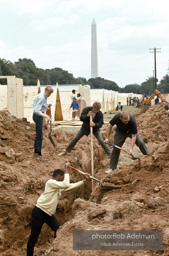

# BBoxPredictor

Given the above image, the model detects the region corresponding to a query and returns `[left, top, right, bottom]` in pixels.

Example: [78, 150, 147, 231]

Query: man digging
[27, 163, 89, 256]
[58, 101, 111, 157]
[105, 111, 148, 174]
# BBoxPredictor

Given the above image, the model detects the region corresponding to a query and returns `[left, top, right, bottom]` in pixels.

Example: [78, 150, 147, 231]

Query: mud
[0, 103, 169, 256]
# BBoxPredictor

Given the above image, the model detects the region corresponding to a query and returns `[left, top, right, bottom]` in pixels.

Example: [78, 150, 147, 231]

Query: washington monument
[91, 19, 98, 78]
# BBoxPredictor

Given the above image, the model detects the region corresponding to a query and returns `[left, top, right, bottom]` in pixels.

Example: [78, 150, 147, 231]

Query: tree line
[0, 58, 169, 94]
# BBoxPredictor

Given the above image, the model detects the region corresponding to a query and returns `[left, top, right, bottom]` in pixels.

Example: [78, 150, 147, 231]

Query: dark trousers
[27, 206, 60, 256]
[66, 129, 111, 155]
[33, 114, 43, 154]
[110, 131, 148, 170]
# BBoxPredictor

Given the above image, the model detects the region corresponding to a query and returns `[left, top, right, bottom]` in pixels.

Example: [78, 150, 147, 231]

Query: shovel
[68, 165, 122, 190]
[48, 106, 56, 148]
[48, 121, 56, 148]
[106, 142, 140, 160]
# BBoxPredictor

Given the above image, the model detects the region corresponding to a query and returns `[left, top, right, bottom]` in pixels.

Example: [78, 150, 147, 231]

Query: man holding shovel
[33, 86, 53, 160]
[58, 101, 111, 156]
[27, 163, 89, 256]
[105, 112, 148, 174]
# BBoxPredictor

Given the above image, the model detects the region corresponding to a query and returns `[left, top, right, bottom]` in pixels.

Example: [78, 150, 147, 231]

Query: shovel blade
[131, 155, 141, 160]
[100, 185, 122, 190]
[48, 132, 56, 148]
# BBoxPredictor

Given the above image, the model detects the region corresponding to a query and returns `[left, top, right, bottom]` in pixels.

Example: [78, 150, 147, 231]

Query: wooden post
[90, 115, 94, 191]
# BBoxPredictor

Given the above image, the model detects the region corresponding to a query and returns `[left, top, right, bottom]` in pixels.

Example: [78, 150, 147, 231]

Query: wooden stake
[54, 83, 63, 121]
[90, 115, 94, 191]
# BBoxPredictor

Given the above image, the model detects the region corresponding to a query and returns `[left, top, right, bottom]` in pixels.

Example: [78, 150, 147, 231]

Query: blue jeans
[33, 114, 43, 154]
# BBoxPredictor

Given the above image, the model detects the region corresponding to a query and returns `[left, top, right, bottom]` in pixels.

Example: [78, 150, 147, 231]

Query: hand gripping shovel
[68, 165, 122, 190]
[106, 142, 140, 160]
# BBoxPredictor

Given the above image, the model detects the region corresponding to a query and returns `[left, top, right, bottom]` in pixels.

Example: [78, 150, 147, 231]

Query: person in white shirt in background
[116, 102, 123, 112]
[76, 93, 87, 119]
[33, 86, 53, 159]
[27, 162, 90, 256]
[70, 89, 77, 101]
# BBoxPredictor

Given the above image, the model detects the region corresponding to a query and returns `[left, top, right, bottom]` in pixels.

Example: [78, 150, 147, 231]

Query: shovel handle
[50, 121, 52, 132]
[106, 142, 134, 157]
[67, 165, 103, 186]
[68, 165, 87, 175]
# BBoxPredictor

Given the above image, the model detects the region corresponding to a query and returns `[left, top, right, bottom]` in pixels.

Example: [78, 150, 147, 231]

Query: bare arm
[105, 123, 113, 143]
[129, 134, 136, 154]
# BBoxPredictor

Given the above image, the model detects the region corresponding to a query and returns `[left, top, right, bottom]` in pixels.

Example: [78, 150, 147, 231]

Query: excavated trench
[1, 104, 169, 256]
[0, 110, 106, 254]
[1, 154, 99, 254]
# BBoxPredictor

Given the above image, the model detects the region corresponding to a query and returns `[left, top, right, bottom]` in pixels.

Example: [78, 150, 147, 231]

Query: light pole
[149, 47, 161, 90]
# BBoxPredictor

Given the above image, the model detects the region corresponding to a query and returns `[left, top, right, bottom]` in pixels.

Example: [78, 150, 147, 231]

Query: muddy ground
[0, 103, 169, 256]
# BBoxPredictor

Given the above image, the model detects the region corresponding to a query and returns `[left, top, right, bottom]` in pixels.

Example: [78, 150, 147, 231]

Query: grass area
[103, 105, 136, 122]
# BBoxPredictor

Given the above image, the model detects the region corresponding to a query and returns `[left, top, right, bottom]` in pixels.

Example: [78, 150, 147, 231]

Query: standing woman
[33, 86, 53, 159]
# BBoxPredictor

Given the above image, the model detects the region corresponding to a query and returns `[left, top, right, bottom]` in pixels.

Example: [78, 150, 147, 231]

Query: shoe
[105, 169, 114, 174]
[33, 152, 38, 158]
[37, 155, 48, 161]
[58, 150, 67, 156]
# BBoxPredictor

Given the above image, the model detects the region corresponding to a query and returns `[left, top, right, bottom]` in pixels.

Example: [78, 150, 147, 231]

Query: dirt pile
[0, 110, 98, 255]
[0, 103, 169, 256]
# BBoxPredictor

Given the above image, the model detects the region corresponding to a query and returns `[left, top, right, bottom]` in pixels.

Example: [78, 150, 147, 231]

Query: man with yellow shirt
[27, 163, 89, 256]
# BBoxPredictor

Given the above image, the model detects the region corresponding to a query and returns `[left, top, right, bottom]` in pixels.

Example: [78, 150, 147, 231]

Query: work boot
[58, 149, 67, 156]
[105, 169, 114, 174]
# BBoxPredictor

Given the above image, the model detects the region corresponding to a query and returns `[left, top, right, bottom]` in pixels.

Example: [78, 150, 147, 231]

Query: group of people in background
[70, 89, 87, 120]
[127, 97, 140, 108]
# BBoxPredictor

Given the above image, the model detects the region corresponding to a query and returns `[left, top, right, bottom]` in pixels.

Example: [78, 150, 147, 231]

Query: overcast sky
[0, 0, 169, 87]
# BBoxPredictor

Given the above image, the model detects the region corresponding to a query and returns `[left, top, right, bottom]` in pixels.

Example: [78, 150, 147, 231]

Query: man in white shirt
[33, 86, 53, 158]
[27, 163, 89, 256]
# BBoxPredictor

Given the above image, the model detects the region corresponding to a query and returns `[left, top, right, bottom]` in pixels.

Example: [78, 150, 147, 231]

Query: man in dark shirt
[105, 112, 148, 173]
[58, 101, 111, 156]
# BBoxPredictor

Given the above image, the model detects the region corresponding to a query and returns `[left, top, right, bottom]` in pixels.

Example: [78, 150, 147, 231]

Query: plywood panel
[0, 85, 7, 109]
[7, 77, 17, 116]
[16, 78, 24, 118]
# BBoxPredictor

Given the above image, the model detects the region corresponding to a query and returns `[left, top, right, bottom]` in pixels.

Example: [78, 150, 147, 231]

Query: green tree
[76, 77, 88, 85]
[158, 74, 169, 93]
[45, 68, 78, 85]
[122, 84, 141, 93]
[140, 77, 154, 95]
[88, 77, 119, 91]
[14, 58, 38, 85]
[0, 58, 17, 84]
[37, 68, 51, 85]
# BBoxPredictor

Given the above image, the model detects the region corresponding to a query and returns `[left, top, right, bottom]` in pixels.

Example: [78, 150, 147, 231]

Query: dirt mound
[0, 104, 169, 256]
[134, 102, 169, 143]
